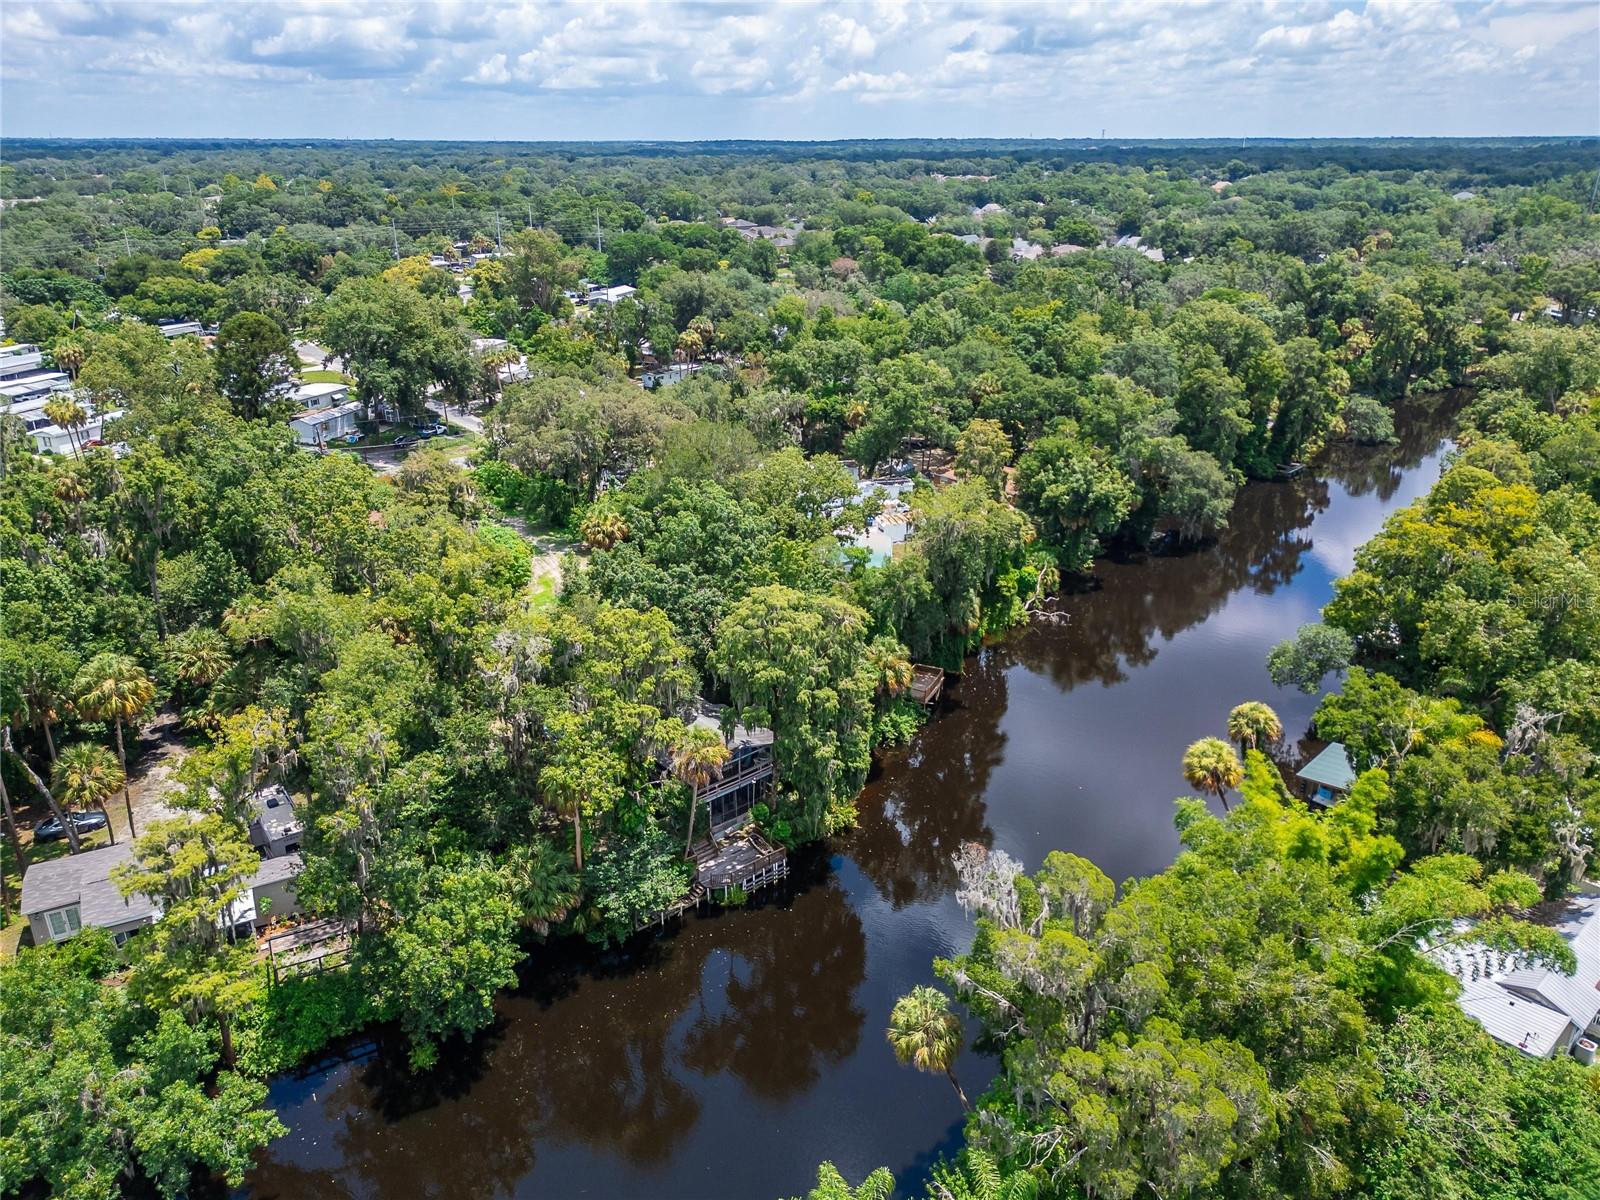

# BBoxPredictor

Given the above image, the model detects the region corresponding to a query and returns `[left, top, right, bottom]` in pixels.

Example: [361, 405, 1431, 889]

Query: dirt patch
[115, 711, 190, 841]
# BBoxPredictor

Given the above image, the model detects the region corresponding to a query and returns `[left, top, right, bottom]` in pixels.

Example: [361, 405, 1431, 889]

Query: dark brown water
[244, 400, 1456, 1200]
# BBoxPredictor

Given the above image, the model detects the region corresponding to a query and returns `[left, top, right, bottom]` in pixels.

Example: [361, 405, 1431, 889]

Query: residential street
[426, 396, 484, 434]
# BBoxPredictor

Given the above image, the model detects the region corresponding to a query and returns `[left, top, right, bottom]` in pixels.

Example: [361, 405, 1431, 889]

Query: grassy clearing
[298, 369, 354, 384]
[526, 572, 559, 611]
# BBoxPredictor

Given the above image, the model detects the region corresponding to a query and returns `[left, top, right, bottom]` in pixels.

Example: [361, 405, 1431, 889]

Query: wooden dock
[690, 829, 789, 898]
[910, 664, 945, 706]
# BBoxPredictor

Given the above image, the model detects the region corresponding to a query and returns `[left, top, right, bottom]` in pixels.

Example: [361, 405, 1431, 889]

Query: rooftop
[692, 700, 773, 750]
[290, 399, 363, 424]
[1437, 890, 1600, 1056]
[20, 840, 157, 927]
[249, 784, 303, 845]
[1297, 742, 1356, 792]
[21, 839, 304, 929]
[293, 381, 349, 402]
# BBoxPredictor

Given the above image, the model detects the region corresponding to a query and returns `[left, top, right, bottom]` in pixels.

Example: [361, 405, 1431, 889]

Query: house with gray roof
[20, 841, 156, 946]
[1436, 889, 1600, 1060]
[20, 841, 304, 947]
[249, 785, 305, 858]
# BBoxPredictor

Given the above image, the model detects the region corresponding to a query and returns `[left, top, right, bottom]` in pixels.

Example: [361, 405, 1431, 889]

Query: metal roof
[1296, 742, 1356, 792]
[1435, 890, 1600, 1057]
[289, 400, 362, 424]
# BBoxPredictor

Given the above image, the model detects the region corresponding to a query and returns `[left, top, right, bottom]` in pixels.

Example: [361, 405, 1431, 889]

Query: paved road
[294, 339, 345, 374]
[426, 397, 484, 434]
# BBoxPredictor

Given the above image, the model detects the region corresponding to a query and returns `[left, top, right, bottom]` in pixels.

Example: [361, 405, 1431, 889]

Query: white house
[292, 381, 351, 411]
[1, 386, 123, 457]
[586, 284, 637, 306]
[0, 343, 46, 380]
[290, 400, 362, 446]
[1436, 889, 1600, 1060]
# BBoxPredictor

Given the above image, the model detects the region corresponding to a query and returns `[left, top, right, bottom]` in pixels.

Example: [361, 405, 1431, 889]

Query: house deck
[691, 829, 789, 896]
[262, 917, 356, 984]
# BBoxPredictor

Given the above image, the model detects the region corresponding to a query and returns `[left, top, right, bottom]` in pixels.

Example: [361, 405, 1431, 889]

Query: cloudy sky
[3, 1, 1596, 141]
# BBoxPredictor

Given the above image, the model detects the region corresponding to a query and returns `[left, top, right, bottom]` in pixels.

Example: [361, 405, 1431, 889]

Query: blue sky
[3, 1, 1596, 141]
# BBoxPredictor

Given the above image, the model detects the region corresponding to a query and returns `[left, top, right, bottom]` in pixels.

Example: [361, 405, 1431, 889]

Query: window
[45, 906, 81, 941]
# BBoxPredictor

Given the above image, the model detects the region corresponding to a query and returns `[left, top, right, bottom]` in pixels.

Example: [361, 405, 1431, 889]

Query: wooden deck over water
[910, 665, 945, 706]
[691, 829, 788, 895]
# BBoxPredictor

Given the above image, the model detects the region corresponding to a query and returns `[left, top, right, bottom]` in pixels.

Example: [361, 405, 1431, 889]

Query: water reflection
[848, 663, 1008, 908]
[246, 400, 1458, 1200]
[681, 854, 867, 1095]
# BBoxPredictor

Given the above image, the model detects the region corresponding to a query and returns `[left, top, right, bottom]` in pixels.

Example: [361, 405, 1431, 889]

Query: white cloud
[1, 0, 1594, 138]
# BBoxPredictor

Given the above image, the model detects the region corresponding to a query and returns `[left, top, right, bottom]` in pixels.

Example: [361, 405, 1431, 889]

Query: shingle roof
[21, 841, 303, 928]
[250, 851, 304, 888]
[20, 841, 159, 927]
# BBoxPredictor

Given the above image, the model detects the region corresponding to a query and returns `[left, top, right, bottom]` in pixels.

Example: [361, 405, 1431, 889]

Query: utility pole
[123, 233, 132, 258]
[527, 203, 533, 229]
[595, 209, 604, 253]
[495, 210, 503, 253]
[392, 221, 400, 261]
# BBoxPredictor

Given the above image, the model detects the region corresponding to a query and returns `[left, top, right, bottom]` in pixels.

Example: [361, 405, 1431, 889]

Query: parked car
[392, 434, 416, 447]
[34, 810, 110, 843]
[416, 422, 446, 437]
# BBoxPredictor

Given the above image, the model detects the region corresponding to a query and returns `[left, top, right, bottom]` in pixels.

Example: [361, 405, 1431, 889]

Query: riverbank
[242, 398, 1458, 1199]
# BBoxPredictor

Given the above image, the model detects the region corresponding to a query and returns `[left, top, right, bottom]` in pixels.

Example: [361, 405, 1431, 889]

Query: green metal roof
[1297, 742, 1356, 792]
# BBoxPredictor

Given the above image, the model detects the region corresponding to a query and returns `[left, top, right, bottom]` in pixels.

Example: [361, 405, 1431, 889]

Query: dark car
[391, 434, 416, 447]
[34, 810, 110, 843]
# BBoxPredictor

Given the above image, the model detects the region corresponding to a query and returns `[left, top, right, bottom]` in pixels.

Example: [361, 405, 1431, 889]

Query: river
[244, 398, 1456, 1200]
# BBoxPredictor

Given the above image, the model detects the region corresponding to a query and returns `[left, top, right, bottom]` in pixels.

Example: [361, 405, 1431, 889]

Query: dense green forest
[2, 138, 1598, 1199]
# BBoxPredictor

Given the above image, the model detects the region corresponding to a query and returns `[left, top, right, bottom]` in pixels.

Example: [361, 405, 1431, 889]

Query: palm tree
[675, 328, 704, 363]
[1226, 701, 1284, 755]
[73, 653, 155, 839]
[504, 840, 581, 935]
[580, 508, 629, 551]
[13, 645, 75, 765]
[672, 726, 730, 856]
[42, 395, 88, 455]
[1182, 736, 1244, 811]
[52, 743, 123, 845]
[53, 469, 88, 534]
[868, 642, 914, 699]
[51, 339, 86, 382]
[931, 1151, 1039, 1200]
[163, 628, 231, 716]
[887, 984, 968, 1109]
